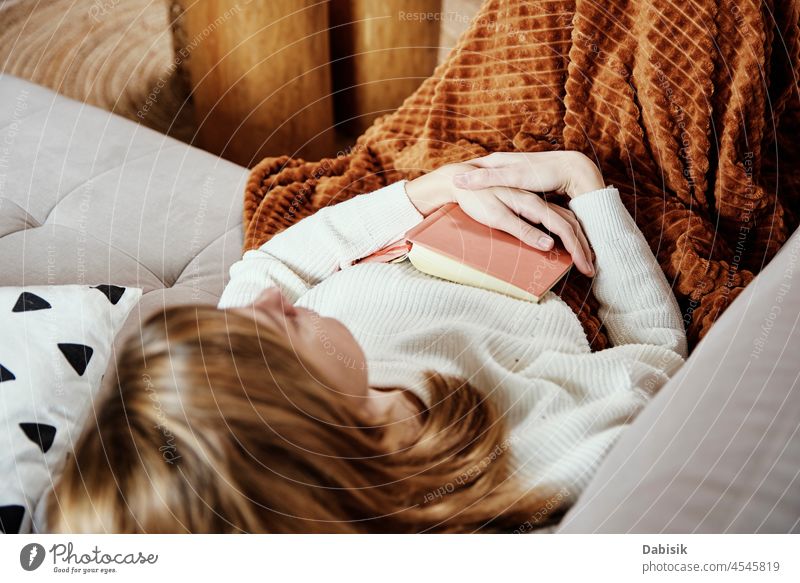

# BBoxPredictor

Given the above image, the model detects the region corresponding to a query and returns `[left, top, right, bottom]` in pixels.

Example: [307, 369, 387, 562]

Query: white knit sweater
[218, 180, 688, 504]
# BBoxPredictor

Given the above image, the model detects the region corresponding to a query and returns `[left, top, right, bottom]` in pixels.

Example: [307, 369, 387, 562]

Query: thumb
[453, 167, 522, 190]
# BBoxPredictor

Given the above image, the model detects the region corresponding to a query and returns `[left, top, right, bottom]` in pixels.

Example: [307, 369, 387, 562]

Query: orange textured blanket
[242, 0, 800, 352]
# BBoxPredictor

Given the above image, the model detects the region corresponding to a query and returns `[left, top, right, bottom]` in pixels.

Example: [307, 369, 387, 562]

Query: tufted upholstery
[0, 73, 248, 371]
[0, 74, 250, 532]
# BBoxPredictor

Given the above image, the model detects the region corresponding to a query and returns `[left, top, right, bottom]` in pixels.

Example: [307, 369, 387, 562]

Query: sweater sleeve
[217, 180, 424, 308]
[568, 186, 688, 359]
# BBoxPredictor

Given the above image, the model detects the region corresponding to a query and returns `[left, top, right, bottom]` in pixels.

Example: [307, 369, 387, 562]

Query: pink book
[357, 203, 573, 302]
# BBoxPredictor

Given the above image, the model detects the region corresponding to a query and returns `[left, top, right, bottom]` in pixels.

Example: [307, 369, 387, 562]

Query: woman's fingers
[456, 193, 556, 251]
[453, 151, 570, 195]
[453, 166, 524, 191]
[532, 206, 593, 276]
[493, 188, 594, 276]
[490, 210, 560, 252]
[551, 205, 594, 275]
[466, 151, 516, 168]
[453, 152, 532, 189]
[454, 186, 595, 277]
[535, 206, 594, 276]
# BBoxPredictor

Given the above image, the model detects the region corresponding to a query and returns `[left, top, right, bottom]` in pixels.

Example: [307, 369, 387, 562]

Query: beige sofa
[2, 75, 798, 533]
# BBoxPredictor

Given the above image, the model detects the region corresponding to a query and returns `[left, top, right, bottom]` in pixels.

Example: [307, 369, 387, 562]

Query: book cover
[355, 203, 574, 301]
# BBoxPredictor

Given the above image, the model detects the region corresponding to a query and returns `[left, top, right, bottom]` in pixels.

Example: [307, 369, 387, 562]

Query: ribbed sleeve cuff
[217, 276, 264, 309]
[567, 185, 639, 244]
[355, 179, 424, 246]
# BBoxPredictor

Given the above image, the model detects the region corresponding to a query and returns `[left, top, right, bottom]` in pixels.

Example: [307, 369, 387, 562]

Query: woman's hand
[404, 160, 595, 276]
[452, 150, 606, 199]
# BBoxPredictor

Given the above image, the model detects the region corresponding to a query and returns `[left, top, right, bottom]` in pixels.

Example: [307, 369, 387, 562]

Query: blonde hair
[47, 305, 564, 533]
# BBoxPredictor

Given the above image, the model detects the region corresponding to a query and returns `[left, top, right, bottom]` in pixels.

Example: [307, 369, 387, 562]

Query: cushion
[557, 226, 800, 533]
[0, 284, 140, 534]
[0, 72, 248, 336]
[0, 73, 248, 532]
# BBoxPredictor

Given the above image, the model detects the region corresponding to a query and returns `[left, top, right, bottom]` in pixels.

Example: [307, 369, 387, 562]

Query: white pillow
[0, 284, 140, 534]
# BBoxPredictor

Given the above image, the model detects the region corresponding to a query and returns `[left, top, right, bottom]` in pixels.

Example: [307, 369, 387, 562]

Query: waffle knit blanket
[242, 0, 800, 351]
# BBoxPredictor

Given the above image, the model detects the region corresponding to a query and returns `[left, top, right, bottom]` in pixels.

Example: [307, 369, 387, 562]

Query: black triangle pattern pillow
[0, 285, 141, 534]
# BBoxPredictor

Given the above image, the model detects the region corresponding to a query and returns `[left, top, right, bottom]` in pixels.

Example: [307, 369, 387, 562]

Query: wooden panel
[330, 0, 443, 136]
[176, 0, 335, 165]
[439, 0, 482, 63]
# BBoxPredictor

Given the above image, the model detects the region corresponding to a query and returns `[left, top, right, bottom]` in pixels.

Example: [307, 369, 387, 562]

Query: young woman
[48, 151, 687, 533]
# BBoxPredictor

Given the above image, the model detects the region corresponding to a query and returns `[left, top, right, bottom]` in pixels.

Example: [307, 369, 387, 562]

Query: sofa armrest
[558, 228, 800, 533]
